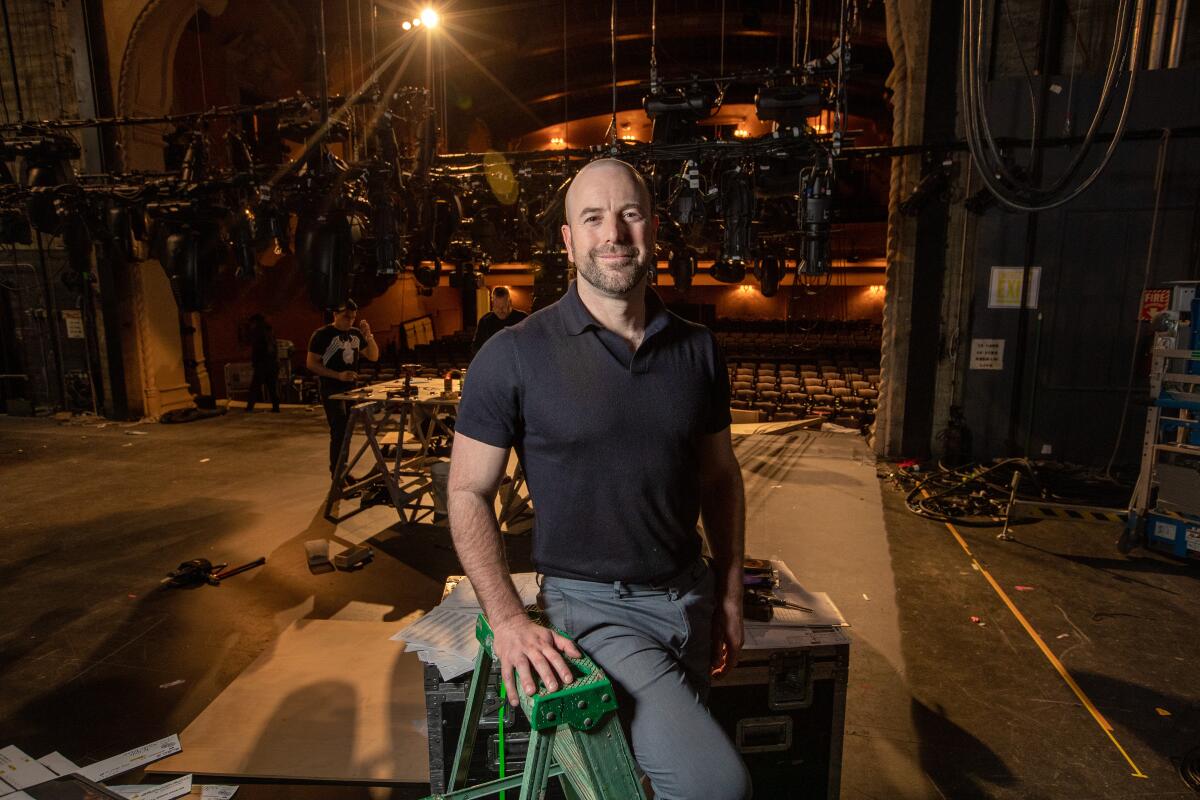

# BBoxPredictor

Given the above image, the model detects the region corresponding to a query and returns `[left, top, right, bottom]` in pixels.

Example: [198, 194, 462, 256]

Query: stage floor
[1, 413, 1196, 798]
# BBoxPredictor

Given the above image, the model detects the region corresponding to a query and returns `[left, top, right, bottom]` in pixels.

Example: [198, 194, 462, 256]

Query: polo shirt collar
[559, 279, 672, 339]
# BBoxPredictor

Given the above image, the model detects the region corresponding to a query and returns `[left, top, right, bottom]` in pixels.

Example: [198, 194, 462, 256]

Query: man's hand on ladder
[490, 613, 581, 706]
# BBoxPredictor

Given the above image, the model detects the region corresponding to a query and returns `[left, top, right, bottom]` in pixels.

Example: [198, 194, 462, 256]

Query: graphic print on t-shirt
[321, 334, 358, 369]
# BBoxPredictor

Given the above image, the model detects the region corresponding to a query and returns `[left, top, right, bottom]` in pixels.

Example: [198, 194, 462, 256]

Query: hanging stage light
[667, 248, 696, 291]
[297, 215, 353, 310]
[643, 87, 716, 145]
[799, 166, 833, 276]
[710, 257, 746, 284]
[754, 84, 825, 127]
[412, 256, 443, 289]
[719, 169, 754, 263]
[420, 8, 440, 28]
[754, 255, 782, 297]
[157, 220, 224, 312]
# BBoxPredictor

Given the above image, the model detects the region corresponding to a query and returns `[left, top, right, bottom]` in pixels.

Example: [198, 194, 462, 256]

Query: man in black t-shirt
[470, 286, 527, 356]
[448, 159, 749, 800]
[306, 299, 380, 475]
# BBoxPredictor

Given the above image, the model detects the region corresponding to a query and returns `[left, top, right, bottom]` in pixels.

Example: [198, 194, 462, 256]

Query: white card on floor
[36, 753, 79, 776]
[109, 774, 192, 800]
[199, 785, 238, 799]
[0, 746, 58, 790]
[77, 735, 182, 782]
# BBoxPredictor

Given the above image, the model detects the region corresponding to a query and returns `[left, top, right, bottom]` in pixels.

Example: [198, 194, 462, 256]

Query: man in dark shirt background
[470, 286, 527, 356]
[306, 299, 379, 476]
[246, 313, 280, 413]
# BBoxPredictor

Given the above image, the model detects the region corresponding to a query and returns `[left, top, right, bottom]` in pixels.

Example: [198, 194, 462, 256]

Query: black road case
[708, 626, 850, 799]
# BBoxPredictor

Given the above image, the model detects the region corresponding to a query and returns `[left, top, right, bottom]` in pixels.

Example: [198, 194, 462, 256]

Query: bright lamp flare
[402, 20, 412, 30]
[420, 7, 440, 28]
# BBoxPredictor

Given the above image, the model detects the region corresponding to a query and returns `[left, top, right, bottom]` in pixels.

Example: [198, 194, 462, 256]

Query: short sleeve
[455, 329, 522, 449]
[703, 331, 732, 433]
[307, 328, 326, 355]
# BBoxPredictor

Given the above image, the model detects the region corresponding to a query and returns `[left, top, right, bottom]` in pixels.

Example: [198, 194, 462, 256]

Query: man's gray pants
[540, 561, 752, 800]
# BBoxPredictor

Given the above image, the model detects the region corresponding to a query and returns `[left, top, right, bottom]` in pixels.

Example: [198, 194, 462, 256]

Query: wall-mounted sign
[969, 338, 1004, 370]
[62, 309, 84, 339]
[1139, 288, 1171, 321]
[988, 266, 1040, 309]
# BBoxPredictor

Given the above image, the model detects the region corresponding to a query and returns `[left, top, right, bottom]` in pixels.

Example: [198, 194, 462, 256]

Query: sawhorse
[424, 613, 646, 800]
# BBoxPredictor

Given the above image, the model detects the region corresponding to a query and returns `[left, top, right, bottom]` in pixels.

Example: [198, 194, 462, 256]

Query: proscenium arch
[115, 0, 306, 169]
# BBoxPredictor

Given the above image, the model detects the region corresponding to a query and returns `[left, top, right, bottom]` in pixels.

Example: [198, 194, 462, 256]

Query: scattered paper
[159, 680, 185, 689]
[1057, 633, 1069, 639]
[109, 775, 193, 800]
[1155, 707, 1171, 716]
[200, 786, 238, 800]
[77, 735, 181, 782]
[862, 593, 870, 601]
[36, 753, 79, 776]
[198, 459, 210, 464]
[1014, 586, 1034, 591]
[0, 746, 58, 790]
[124, 431, 148, 436]
[393, 573, 541, 678]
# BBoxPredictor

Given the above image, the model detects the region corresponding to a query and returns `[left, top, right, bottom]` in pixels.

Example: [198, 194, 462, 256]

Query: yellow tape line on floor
[941, 519, 1148, 779]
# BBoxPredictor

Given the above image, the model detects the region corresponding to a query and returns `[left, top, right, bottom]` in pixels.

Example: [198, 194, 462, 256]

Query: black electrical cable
[962, 0, 1145, 211]
[964, 0, 1132, 202]
[1001, 0, 1039, 165]
[1179, 744, 1200, 791]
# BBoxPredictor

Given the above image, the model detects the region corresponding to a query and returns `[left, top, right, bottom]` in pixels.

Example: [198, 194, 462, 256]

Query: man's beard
[573, 245, 652, 297]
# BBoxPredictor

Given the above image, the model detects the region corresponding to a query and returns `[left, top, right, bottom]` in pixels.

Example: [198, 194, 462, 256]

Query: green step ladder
[423, 612, 647, 800]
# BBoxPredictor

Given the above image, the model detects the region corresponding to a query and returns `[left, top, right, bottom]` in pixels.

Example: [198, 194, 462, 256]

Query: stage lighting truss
[0, 0, 858, 309]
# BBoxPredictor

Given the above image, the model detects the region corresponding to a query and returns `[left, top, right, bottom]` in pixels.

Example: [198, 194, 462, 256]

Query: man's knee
[660, 749, 751, 800]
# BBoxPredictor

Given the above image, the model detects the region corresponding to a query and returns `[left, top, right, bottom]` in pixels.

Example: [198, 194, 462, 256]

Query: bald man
[449, 159, 750, 799]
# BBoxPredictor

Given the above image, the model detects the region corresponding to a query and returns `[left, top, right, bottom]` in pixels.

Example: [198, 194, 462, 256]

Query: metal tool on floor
[422, 613, 646, 800]
[161, 557, 265, 589]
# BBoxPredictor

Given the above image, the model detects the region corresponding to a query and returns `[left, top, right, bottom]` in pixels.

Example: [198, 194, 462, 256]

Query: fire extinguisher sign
[1139, 288, 1171, 321]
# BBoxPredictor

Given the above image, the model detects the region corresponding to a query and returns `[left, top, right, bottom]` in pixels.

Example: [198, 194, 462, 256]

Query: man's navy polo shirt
[455, 280, 732, 584]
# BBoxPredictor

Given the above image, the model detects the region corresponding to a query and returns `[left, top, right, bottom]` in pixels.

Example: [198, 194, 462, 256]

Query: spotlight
[420, 7, 439, 28]
[711, 258, 746, 284]
[754, 255, 782, 297]
[755, 84, 824, 126]
[668, 249, 696, 291]
[412, 17, 422, 27]
[402, 20, 412, 30]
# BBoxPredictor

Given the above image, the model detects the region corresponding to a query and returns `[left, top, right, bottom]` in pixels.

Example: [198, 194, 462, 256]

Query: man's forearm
[364, 339, 380, 361]
[701, 470, 746, 597]
[307, 361, 342, 380]
[448, 489, 526, 624]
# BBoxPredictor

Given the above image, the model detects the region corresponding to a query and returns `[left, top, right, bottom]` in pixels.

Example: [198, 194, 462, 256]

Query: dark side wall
[961, 67, 1200, 468]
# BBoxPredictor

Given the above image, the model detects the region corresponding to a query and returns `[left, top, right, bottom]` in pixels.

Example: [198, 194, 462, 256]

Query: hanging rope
[193, 0, 208, 111]
[719, 0, 726, 76]
[650, 0, 658, 93]
[608, 0, 617, 144]
[563, 0, 569, 143]
[345, 0, 357, 156]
